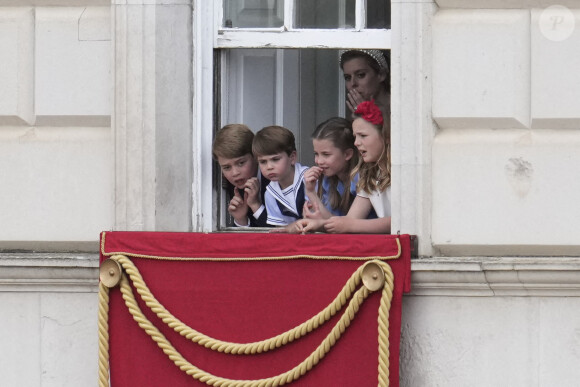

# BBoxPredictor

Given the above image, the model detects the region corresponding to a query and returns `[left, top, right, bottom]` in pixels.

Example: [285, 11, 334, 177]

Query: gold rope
[97, 282, 110, 387]
[114, 254, 364, 354]
[377, 261, 394, 387]
[98, 257, 395, 387]
[120, 273, 370, 386]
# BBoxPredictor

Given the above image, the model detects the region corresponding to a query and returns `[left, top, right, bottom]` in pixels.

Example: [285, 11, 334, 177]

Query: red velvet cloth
[100, 232, 411, 387]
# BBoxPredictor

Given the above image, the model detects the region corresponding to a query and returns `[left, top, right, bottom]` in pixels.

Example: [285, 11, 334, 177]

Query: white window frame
[194, 0, 391, 232]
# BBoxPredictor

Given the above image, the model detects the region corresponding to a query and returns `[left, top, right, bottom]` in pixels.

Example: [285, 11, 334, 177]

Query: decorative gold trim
[362, 261, 386, 291]
[99, 259, 122, 288]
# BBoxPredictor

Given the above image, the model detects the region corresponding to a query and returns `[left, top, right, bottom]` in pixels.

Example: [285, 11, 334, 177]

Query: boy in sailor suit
[252, 126, 309, 227]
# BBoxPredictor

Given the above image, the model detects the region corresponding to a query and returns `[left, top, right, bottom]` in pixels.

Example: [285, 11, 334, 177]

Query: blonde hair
[312, 117, 358, 215]
[212, 124, 254, 160]
[351, 103, 391, 194]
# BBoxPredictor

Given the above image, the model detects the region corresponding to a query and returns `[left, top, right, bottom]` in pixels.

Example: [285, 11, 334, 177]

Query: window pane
[218, 48, 344, 227]
[223, 0, 284, 28]
[221, 49, 342, 167]
[217, 47, 391, 228]
[367, 0, 391, 29]
[296, 0, 355, 29]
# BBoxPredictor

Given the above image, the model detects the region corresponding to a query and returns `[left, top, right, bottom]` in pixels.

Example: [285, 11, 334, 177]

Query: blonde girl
[297, 100, 390, 234]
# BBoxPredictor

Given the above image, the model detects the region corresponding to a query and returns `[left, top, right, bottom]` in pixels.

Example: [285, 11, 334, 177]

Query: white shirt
[357, 186, 391, 218]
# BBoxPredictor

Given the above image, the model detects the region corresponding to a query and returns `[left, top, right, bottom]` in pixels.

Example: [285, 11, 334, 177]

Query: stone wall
[2, 1, 580, 386]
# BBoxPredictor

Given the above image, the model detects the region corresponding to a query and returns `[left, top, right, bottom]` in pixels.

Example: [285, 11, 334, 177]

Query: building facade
[2, 0, 580, 385]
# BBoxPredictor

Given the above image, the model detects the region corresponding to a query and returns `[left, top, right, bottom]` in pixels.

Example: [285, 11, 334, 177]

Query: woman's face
[313, 139, 353, 178]
[353, 118, 384, 163]
[342, 57, 386, 101]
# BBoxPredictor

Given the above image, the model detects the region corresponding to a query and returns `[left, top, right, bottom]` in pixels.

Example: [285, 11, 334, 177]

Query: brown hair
[312, 117, 358, 214]
[351, 102, 391, 194]
[252, 125, 296, 157]
[340, 49, 391, 93]
[212, 124, 254, 160]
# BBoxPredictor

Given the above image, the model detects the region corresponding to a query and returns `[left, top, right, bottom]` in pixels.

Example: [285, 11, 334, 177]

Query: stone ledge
[0, 1, 109, 5]
[435, 0, 580, 9]
[3, 253, 580, 296]
[410, 256, 580, 296]
[0, 253, 99, 292]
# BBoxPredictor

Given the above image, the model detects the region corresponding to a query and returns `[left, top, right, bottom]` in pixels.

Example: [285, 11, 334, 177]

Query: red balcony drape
[100, 232, 411, 387]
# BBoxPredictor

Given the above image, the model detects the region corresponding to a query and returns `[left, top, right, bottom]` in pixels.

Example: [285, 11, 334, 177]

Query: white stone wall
[0, 254, 98, 386]
[1, 292, 98, 386]
[400, 2, 580, 385]
[0, 3, 110, 386]
[1, 1, 580, 386]
[0, 5, 113, 246]
[402, 293, 580, 387]
[431, 5, 580, 256]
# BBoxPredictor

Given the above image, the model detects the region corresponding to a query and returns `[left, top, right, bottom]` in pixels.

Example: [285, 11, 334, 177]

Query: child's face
[217, 153, 258, 189]
[342, 57, 386, 101]
[257, 151, 296, 189]
[313, 139, 353, 178]
[353, 118, 384, 163]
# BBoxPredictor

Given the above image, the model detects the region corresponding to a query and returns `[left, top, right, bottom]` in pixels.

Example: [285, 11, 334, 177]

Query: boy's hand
[323, 216, 351, 234]
[228, 189, 249, 225]
[304, 167, 322, 193]
[303, 200, 323, 220]
[244, 177, 261, 211]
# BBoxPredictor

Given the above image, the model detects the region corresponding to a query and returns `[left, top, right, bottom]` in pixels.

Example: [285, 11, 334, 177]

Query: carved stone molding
[0, 253, 99, 292]
[410, 256, 580, 296]
[4, 253, 580, 297]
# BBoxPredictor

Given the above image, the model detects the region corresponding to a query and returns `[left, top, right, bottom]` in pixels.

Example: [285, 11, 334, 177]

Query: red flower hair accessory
[354, 100, 384, 126]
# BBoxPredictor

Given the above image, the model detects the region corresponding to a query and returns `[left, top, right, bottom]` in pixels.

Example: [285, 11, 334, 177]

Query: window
[202, 0, 391, 229]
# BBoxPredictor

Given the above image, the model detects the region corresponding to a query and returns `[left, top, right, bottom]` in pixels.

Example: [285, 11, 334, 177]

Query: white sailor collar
[266, 163, 307, 216]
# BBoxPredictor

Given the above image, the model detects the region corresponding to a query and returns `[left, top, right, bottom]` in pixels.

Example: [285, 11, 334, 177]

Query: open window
[210, 0, 391, 228]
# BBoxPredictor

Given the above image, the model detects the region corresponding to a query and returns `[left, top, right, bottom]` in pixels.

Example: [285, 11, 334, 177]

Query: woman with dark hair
[339, 49, 390, 117]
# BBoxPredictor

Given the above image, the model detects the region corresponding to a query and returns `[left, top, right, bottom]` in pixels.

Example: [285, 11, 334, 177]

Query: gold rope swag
[98, 256, 394, 387]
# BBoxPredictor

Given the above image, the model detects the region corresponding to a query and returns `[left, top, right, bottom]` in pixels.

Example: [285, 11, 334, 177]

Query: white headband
[339, 49, 389, 73]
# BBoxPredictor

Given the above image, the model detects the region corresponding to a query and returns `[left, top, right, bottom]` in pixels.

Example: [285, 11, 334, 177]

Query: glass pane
[218, 49, 344, 227]
[221, 49, 342, 167]
[217, 47, 391, 228]
[223, 0, 284, 28]
[367, 0, 391, 29]
[296, 0, 355, 29]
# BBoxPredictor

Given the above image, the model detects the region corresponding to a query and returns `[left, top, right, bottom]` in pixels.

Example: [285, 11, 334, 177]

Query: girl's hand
[346, 89, 365, 114]
[323, 216, 351, 234]
[303, 200, 323, 220]
[304, 167, 322, 194]
[296, 218, 325, 234]
[228, 189, 249, 225]
[244, 177, 261, 211]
